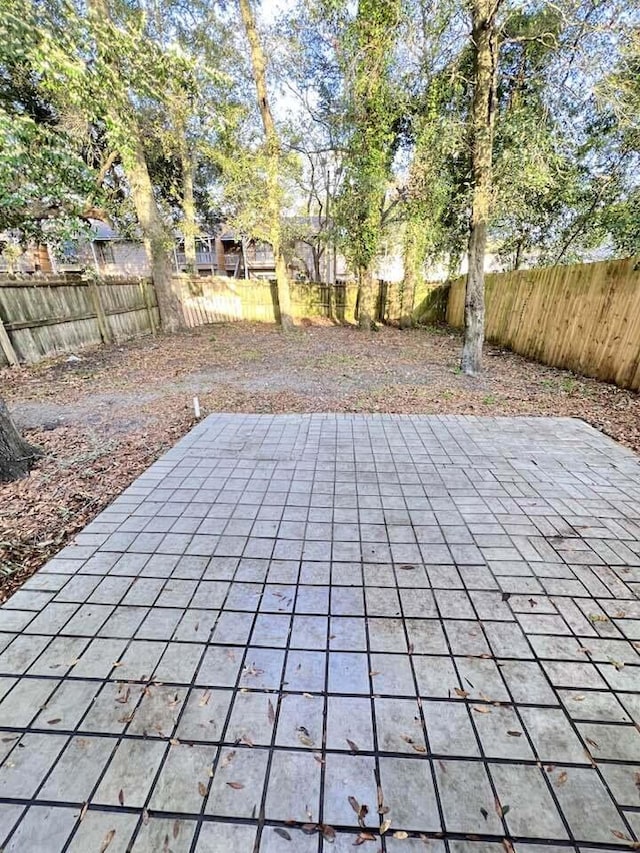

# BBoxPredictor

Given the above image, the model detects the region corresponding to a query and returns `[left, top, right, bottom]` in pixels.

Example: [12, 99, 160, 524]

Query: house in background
[56, 221, 150, 276]
[0, 238, 54, 273]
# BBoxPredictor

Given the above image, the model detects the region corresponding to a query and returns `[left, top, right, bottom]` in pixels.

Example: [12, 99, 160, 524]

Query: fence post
[140, 278, 157, 335]
[0, 311, 19, 366]
[88, 278, 113, 344]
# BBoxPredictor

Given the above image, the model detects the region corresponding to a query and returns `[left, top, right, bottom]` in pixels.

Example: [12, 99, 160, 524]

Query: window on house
[96, 241, 115, 266]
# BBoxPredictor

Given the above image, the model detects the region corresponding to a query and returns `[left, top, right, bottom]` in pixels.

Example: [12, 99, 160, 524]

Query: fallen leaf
[585, 737, 600, 750]
[301, 823, 318, 835]
[274, 828, 292, 841]
[393, 831, 409, 840]
[612, 830, 632, 841]
[198, 782, 207, 797]
[173, 820, 180, 839]
[226, 781, 244, 790]
[501, 592, 511, 602]
[221, 751, 236, 768]
[556, 771, 568, 786]
[47, 718, 62, 725]
[507, 730, 522, 737]
[268, 699, 275, 725]
[472, 705, 491, 714]
[380, 818, 391, 835]
[349, 796, 361, 814]
[142, 809, 150, 825]
[358, 804, 369, 827]
[480, 807, 488, 820]
[321, 824, 336, 841]
[354, 832, 376, 844]
[118, 789, 124, 806]
[198, 690, 211, 707]
[80, 802, 88, 821]
[346, 739, 360, 753]
[297, 727, 314, 747]
[169, 738, 180, 746]
[99, 829, 116, 853]
[454, 687, 469, 699]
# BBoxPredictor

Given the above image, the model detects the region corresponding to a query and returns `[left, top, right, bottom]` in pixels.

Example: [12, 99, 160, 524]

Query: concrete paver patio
[1, 413, 640, 852]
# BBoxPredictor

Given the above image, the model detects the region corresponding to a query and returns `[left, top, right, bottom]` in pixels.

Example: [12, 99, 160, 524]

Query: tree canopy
[0, 0, 637, 278]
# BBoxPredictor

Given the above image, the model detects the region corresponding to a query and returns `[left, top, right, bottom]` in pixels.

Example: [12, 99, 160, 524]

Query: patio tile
[323, 753, 378, 827]
[378, 755, 440, 831]
[547, 765, 629, 843]
[0, 732, 68, 798]
[2, 805, 77, 853]
[149, 743, 216, 812]
[265, 749, 322, 822]
[39, 735, 115, 802]
[489, 763, 568, 839]
[435, 759, 503, 834]
[93, 739, 167, 807]
[275, 692, 324, 749]
[65, 810, 138, 853]
[4, 414, 640, 849]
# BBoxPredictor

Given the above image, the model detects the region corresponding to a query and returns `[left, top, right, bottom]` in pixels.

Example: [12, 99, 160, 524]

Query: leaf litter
[4, 322, 640, 605]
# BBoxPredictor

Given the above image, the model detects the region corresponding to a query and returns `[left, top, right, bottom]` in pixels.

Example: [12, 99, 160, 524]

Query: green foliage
[336, 0, 402, 274]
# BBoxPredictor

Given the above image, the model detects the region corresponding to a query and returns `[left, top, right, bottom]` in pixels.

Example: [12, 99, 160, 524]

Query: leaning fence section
[0, 276, 159, 366]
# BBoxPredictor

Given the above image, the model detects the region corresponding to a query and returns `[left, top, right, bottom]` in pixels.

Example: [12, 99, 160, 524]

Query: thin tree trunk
[124, 135, 185, 333]
[401, 224, 423, 329]
[238, 0, 294, 330]
[357, 267, 375, 330]
[461, 0, 500, 375]
[181, 148, 198, 276]
[0, 398, 41, 483]
[88, 0, 184, 334]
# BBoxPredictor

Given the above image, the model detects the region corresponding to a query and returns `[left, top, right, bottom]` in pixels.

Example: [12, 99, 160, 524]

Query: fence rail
[447, 257, 640, 390]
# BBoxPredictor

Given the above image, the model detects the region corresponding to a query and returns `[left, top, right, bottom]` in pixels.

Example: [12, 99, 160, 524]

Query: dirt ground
[2, 321, 640, 603]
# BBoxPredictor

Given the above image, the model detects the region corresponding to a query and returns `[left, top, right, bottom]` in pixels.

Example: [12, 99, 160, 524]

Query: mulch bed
[2, 322, 639, 603]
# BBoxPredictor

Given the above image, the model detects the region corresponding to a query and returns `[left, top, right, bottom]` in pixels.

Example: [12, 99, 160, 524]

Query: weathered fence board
[447, 257, 640, 390]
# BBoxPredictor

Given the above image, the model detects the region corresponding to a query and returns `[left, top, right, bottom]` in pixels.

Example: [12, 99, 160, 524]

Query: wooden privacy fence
[176, 275, 448, 328]
[0, 276, 159, 366]
[447, 257, 640, 390]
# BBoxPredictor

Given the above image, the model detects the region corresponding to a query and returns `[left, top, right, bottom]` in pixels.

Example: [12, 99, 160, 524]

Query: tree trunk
[461, 0, 500, 376]
[181, 147, 198, 276]
[88, 0, 185, 335]
[400, 224, 423, 329]
[0, 398, 41, 483]
[238, 0, 294, 330]
[124, 136, 185, 334]
[357, 267, 376, 330]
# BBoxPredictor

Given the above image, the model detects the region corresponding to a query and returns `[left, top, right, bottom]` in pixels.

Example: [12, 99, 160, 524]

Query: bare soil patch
[2, 321, 639, 602]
